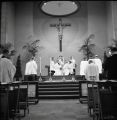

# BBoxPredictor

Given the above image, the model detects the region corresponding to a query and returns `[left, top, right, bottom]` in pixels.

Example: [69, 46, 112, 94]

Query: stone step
[39, 81, 79, 84]
[39, 84, 79, 88]
[39, 91, 79, 95]
[38, 81, 80, 99]
[39, 87, 79, 91]
[38, 94, 79, 99]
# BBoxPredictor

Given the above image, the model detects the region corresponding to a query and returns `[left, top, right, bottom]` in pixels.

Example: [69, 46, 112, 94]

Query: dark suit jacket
[104, 54, 117, 80]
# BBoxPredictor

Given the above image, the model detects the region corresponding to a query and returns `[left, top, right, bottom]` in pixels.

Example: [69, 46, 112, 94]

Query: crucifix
[50, 18, 71, 52]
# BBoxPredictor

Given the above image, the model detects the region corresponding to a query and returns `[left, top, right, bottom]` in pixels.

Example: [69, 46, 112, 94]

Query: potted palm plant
[1, 42, 16, 56]
[107, 39, 117, 50]
[22, 39, 41, 59]
[79, 34, 95, 60]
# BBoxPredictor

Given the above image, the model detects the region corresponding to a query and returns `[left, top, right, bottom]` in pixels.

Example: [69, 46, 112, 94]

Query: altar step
[38, 81, 79, 99]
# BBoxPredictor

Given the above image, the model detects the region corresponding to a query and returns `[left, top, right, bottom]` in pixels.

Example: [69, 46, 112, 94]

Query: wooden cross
[50, 18, 71, 52]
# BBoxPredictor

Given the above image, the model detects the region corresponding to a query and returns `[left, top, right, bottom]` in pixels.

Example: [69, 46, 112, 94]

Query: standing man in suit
[104, 47, 117, 80]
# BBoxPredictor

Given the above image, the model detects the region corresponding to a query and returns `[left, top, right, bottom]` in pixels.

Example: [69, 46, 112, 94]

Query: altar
[40, 75, 83, 82]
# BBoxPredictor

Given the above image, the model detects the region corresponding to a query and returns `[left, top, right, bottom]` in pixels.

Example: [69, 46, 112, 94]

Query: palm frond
[79, 34, 95, 59]
[3, 42, 13, 50]
[31, 39, 40, 46]
[10, 50, 16, 56]
[112, 39, 117, 47]
[22, 39, 42, 57]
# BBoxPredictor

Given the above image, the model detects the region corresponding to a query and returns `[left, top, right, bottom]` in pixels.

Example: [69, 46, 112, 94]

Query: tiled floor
[22, 100, 92, 120]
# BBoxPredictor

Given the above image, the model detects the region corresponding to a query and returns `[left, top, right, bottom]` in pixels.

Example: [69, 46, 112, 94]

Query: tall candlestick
[50, 57, 51, 75]
[49, 57, 52, 81]
[112, 1, 115, 39]
[40, 57, 41, 74]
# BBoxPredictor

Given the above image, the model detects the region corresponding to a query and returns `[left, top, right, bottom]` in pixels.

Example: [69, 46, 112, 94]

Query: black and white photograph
[0, 1, 117, 120]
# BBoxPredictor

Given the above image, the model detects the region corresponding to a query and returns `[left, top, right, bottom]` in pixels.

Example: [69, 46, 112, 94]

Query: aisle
[22, 100, 92, 120]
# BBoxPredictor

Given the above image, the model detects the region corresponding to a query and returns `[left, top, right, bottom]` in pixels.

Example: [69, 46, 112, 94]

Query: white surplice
[63, 62, 70, 75]
[0, 58, 16, 83]
[25, 60, 37, 75]
[50, 60, 55, 71]
[80, 60, 88, 75]
[84, 62, 99, 81]
[54, 63, 62, 76]
[94, 58, 102, 74]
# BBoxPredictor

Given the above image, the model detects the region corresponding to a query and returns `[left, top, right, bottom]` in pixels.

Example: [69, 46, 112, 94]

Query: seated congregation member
[50, 57, 55, 76]
[25, 56, 38, 81]
[0, 49, 16, 83]
[80, 58, 88, 80]
[104, 47, 117, 80]
[84, 59, 99, 81]
[94, 55, 102, 80]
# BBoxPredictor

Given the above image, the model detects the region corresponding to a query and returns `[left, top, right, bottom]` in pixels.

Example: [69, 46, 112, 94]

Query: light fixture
[40, 1, 80, 17]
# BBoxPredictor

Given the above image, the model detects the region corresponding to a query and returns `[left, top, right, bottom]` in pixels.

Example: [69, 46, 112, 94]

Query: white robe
[84, 63, 99, 81]
[50, 60, 55, 71]
[94, 58, 102, 74]
[68, 62, 74, 74]
[70, 58, 76, 69]
[0, 58, 16, 83]
[58, 59, 64, 67]
[80, 60, 88, 75]
[54, 63, 62, 76]
[25, 60, 37, 75]
[63, 63, 70, 75]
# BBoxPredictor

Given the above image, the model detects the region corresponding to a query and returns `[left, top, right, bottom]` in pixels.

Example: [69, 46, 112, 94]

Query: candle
[50, 57, 51, 73]
[112, 1, 115, 39]
[40, 57, 41, 74]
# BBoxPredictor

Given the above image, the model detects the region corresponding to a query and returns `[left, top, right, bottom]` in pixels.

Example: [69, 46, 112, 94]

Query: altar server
[54, 60, 62, 76]
[69, 56, 76, 75]
[68, 60, 74, 75]
[80, 58, 88, 79]
[25, 56, 38, 76]
[63, 60, 70, 75]
[50, 57, 55, 76]
[84, 59, 99, 81]
[58, 56, 64, 67]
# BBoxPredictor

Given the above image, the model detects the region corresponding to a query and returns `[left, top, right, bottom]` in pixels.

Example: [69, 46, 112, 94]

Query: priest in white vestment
[25, 57, 38, 75]
[63, 61, 70, 75]
[54, 61, 62, 76]
[80, 58, 88, 79]
[50, 57, 55, 76]
[69, 56, 76, 75]
[84, 59, 99, 81]
[58, 56, 64, 66]
[68, 60, 74, 75]
[58, 56, 64, 75]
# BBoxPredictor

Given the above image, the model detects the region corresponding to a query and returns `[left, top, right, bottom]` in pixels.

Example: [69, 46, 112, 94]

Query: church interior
[0, 1, 117, 120]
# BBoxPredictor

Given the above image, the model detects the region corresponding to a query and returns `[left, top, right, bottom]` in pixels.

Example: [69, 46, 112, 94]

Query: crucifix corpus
[50, 18, 71, 52]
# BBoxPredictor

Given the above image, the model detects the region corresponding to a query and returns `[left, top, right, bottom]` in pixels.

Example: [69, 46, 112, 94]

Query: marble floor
[22, 100, 92, 120]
